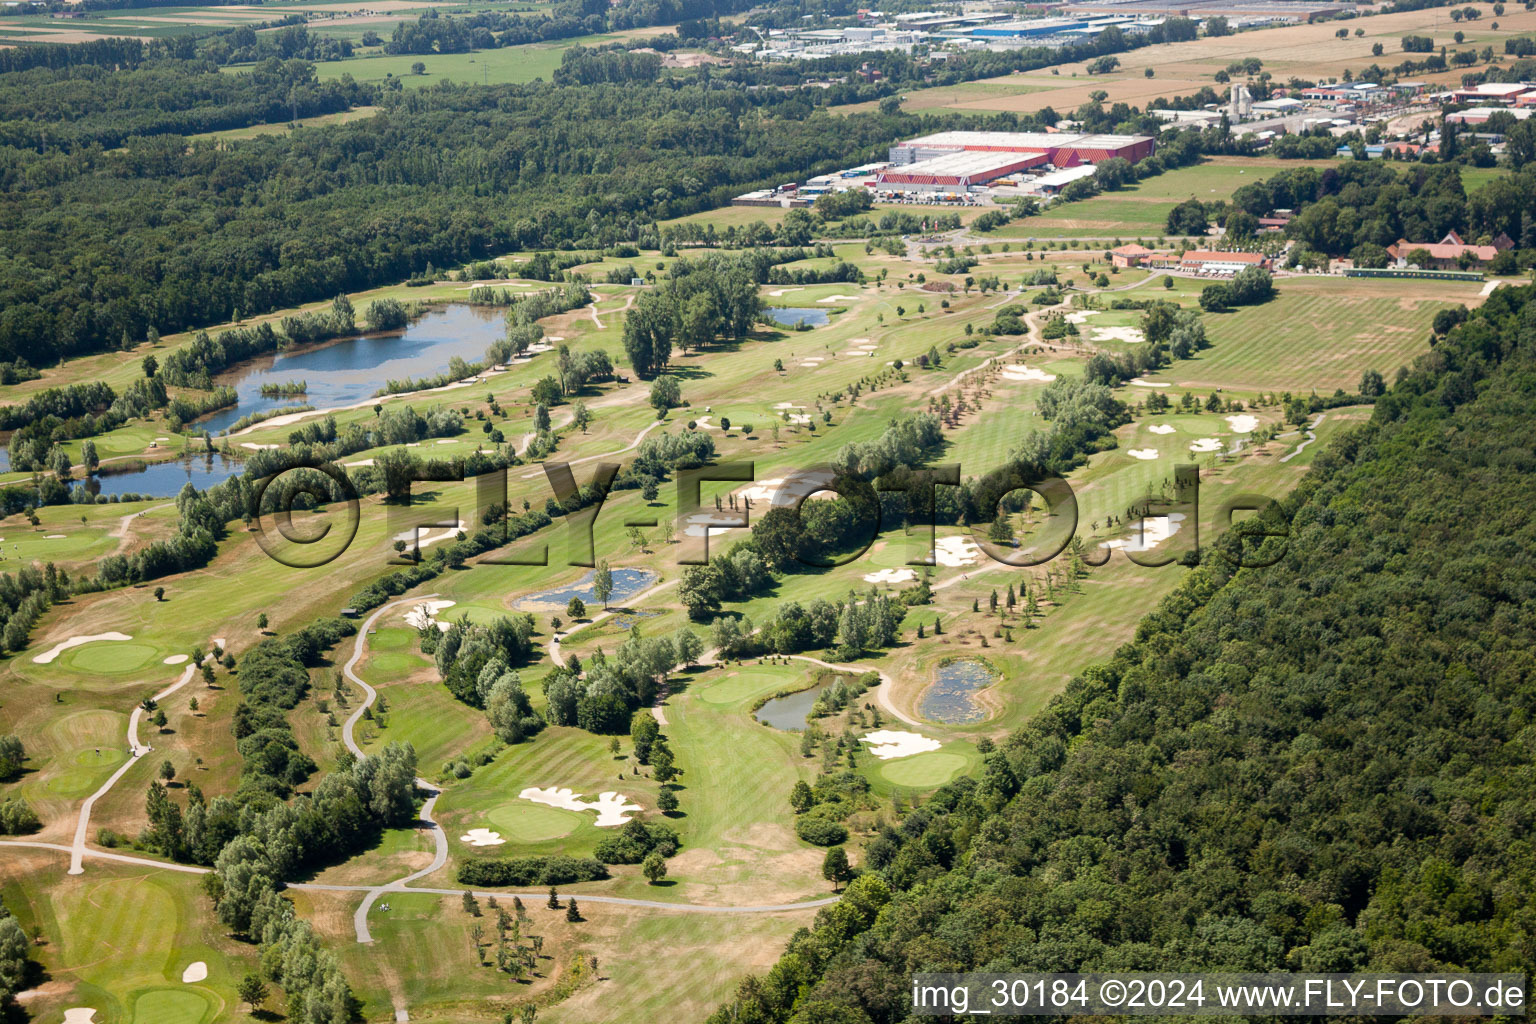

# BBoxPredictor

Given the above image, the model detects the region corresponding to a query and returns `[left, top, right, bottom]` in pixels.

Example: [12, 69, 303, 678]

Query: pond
[197, 304, 508, 435]
[764, 307, 830, 328]
[80, 453, 245, 499]
[754, 681, 835, 731]
[515, 567, 659, 610]
[920, 658, 996, 724]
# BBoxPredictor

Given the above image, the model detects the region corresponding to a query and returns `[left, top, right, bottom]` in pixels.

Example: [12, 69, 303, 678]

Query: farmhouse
[1387, 230, 1513, 270]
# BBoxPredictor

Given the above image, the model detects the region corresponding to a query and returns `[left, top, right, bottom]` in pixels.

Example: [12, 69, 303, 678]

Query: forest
[709, 286, 1536, 1023]
[0, 57, 913, 368]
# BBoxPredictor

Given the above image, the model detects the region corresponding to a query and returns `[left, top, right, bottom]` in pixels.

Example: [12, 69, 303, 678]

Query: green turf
[879, 751, 968, 787]
[130, 988, 214, 1024]
[485, 801, 583, 842]
[63, 642, 161, 674]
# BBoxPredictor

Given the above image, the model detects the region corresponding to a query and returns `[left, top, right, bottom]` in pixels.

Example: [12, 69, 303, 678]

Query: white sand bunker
[682, 510, 744, 538]
[1128, 448, 1160, 460]
[405, 600, 456, 631]
[767, 287, 802, 297]
[1094, 326, 1146, 344]
[46, 534, 66, 539]
[34, 632, 132, 665]
[772, 402, 804, 410]
[393, 520, 467, 552]
[1148, 424, 1176, 434]
[181, 961, 207, 983]
[163, 654, 189, 666]
[864, 567, 917, 584]
[935, 535, 981, 567]
[817, 294, 861, 303]
[239, 442, 279, 451]
[63, 1010, 97, 1024]
[435, 438, 458, 445]
[691, 416, 715, 430]
[800, 359, 824, 367]
[344, 458, 374, 467]
[1128, 378, 1170, 388]
[1001, 364, 1056, 383]
[861, 730, 942, 760]
[788, 413, 812, 424]
[1102, 512, 1187, 554]
[1064, 310, 1101, 323]
[1189, 438, 1223, 453]
[737, 470, 838, 508]
[1225, 414, 1258, 433]
[460, 828, 506, 847]
[519, 787, 641, 827]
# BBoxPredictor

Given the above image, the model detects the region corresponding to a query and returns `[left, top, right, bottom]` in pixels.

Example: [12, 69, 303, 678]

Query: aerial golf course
[0, 157, 1486, 1023]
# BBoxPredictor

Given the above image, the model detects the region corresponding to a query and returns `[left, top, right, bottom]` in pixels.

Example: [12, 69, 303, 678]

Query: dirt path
[108, 501, 174, 558]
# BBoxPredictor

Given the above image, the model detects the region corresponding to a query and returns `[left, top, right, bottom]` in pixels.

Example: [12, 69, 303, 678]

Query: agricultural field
[0, 143, 1491, 1023]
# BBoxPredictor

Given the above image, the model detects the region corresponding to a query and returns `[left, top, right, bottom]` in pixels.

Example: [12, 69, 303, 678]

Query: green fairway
[879, 751, 968, 787]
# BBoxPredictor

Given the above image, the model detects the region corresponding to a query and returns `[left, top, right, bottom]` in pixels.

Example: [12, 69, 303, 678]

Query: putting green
[46, 747, 128, 798]
[64, 643, 160, 674]
[130, 988, 212, 1024]
[485, 801, 583, 842]
[880, 752, 967, 788]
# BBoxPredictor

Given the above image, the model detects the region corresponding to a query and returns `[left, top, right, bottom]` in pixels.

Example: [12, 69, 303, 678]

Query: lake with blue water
[197, 305, 507, 435]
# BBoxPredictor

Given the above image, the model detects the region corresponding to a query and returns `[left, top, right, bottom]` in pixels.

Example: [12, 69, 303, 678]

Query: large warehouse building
[875, 149, 1051, 190]
[888, 130, 1157, 170]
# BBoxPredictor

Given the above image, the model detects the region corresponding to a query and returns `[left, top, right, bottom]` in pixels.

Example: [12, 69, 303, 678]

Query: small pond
[919, 658, 996, 724]
[80, 453, 245, 499]
[515, 567, 659, 610]
[764, 307, 830, 328]
[754, 681, 835, 731]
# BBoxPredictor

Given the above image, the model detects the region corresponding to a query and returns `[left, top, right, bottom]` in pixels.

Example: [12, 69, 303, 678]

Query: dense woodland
[0, 58, 915, 368]
[709, 286, 1536, 1023]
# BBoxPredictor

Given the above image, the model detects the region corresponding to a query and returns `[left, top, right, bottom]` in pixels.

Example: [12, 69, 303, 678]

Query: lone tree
[642, 851, 668, 884]
[789, 780, 813, 813]
[657, 788, 679, 814]
[823, 845, 852, 891]
[593, 561, 614, 608]
[257, 612, 268, 631]
[565, 898, 581, 922]
[153, 587, 165, 602]
[462, 890, 480, 916]
[159, 760, 175, 784]
[547, 887, 559, 909]
[151, 709, 168, 732]
[237, 974, 269, 1013]
[567, 596, 586, 620]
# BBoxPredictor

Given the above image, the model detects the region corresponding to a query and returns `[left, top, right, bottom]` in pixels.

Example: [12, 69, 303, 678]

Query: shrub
[794, 816, 849, 846]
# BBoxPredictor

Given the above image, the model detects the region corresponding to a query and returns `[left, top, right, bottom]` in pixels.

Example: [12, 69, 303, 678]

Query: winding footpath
[339, 596, 451, 948]
[67, 654, 207, 875]
[1280, 413, 1326, 463]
